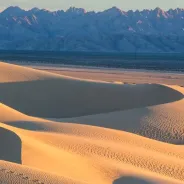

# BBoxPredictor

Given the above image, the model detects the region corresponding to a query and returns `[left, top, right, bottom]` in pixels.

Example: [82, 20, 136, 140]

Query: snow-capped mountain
[0, 6, 184, 52]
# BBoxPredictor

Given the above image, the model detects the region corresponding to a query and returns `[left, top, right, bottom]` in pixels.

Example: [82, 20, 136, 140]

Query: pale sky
[0, 0, 184, 12]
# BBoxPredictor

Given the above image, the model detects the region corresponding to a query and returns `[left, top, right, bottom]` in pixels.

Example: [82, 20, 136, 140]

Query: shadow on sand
[0, 127, 22, 164]
[113, 176, 153, 184]
[0, 79, 183, 118]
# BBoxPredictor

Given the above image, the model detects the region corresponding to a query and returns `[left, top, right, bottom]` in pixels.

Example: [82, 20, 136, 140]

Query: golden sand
[0, 61, 184, 184]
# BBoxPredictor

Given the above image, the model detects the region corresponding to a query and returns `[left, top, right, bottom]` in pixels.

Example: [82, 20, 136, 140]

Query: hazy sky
[0, 0, 184, 11]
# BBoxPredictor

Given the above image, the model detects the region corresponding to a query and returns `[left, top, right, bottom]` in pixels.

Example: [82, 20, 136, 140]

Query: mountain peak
[102, 6, 125, 16]
[2, 6, 23, 12]
[153, 7, 168, 18]
[66, 7, 86, 14]
[2, 6, 25, 16]
[154, 7, 165, 14]
[105, 6, 122, 13]
[30, 7, 40, 12]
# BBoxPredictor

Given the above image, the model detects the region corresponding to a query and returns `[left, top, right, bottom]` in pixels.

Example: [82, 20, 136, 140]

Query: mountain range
[0, 6, 184, 52]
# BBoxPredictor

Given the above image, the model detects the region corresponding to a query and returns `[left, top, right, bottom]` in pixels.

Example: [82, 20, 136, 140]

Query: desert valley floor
[0, 61, 184, 184]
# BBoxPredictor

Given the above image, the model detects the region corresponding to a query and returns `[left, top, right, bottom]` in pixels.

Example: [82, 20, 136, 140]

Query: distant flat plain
[25, 63, 184, 86]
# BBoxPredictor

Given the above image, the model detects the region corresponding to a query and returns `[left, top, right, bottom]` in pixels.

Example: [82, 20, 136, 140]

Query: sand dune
[58, 86, 184, 144]
[0, 61, 184, 184]
[1, 80, 183, 118]
[0, 61, 62, 83]
[0, 62, 183, 119]
[1, 106, 184, 184]
[0, 61, 108, 84]
[0, 62, 183, 118]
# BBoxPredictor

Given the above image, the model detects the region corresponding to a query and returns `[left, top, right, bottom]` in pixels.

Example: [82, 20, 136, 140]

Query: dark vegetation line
[1, 50, 184, 72]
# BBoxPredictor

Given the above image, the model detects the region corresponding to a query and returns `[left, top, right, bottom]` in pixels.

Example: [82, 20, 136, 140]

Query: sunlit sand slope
[1, 116, 184, 184]
[0, 159, 87, 184]
[0, 118, 184, 184]
[0, 62, 184, 184]
[0, 61, 64, 83]
[1, 98, 184, 183]
[0, 61, 107, 83]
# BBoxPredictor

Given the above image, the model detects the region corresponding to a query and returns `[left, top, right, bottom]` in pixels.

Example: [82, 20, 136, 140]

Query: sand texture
[0, 61, 184, 184]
